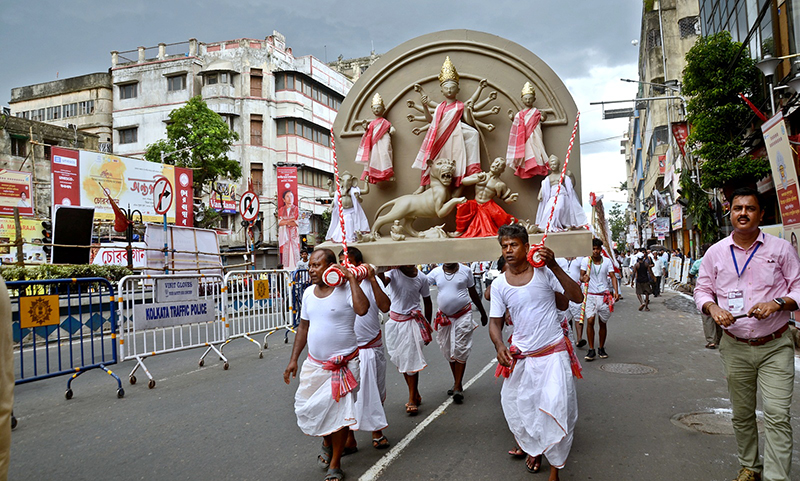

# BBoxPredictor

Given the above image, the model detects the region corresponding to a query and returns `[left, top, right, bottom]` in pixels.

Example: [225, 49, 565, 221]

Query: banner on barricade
[156, 277, 199, 302]
[134, 299, 215, 330]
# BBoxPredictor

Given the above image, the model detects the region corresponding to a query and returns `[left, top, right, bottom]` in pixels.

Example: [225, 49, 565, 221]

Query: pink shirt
[694, 230, 800, 339]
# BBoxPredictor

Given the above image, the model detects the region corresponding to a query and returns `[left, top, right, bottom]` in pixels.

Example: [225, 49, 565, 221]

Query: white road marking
[359, 358, 497, 481]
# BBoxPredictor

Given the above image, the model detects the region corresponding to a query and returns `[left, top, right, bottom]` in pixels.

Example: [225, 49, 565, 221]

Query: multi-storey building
[624, 0, 701, 253]
[9, 73, 113, 153]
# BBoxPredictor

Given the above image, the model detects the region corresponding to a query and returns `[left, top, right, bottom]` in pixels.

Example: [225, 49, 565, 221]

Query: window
[276, 118, 330, 146]
[250, 68, 262, 97]
[651, 126, 669, 150]
[119, 127, 138, 144]
[78, 100, 94, 115]
[219, 114, 234, 130]
[33, 109, 45, 121]
[220, 72, 229, 84]
[276, 74, 285, 91]
[206, 73, 218, 85]
[250, 114, 263, 146]
[678, 16, 700, 38]
[62, 103, 77, 118]
[168, 74, 186, 91]
[646, 29, 662, 50]
[10, 137, 26, 157]
[46, 106, 61, 121]
[119, 83, 137, 99]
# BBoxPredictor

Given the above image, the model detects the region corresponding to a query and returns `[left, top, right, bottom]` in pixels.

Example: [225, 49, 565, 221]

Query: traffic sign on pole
[239, 191, 260, 221]
[153, 176, 173, 215]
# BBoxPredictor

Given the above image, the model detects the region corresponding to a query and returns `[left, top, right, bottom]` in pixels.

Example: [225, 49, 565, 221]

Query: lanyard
[730, 243, 760, 278]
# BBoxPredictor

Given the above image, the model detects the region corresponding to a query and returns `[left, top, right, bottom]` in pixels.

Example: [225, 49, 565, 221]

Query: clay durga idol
[354, 93, 395, 183]
[506, 82, 549, 178]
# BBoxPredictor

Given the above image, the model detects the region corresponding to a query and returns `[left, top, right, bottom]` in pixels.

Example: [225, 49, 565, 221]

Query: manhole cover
[599, 363, 657, 375]
[672, 411, 764, 435]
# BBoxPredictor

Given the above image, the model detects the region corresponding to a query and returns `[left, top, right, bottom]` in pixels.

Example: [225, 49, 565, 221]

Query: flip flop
[324, 468, 344, 481]
[638, 304, 645, 311]
[452, 390, 464, 404]
[318, 443, 332, 470]
[508, 447, 526, 458]
[405, 403, 418, 415]
[372, 436, 390, 449]
[446, 389, 454, 396]
[525, 455, 542, 473]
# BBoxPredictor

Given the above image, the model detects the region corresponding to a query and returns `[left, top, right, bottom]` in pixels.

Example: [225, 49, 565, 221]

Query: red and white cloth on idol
[325, 187, 370, 244]
[412, 101, 481, 187]
[535, 176, 588, 231]
[506, 108, 549, 179]
[355, 118, 393, 183]
[353, 277, 389, 433]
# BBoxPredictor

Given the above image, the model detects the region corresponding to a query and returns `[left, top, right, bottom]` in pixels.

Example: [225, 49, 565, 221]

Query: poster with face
[276, 166, 299, 269]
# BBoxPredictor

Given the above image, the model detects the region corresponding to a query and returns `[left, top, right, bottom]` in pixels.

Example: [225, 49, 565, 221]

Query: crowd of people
[281, 187, 798, 481]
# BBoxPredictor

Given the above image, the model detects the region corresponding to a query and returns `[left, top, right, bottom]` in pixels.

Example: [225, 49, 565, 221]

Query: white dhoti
[434, 307, 477, 363]
[385, 311, 430, 374]
[295, 357, 360, 437]
[353, 343, 388, 432]
[501, 350, 577, 469]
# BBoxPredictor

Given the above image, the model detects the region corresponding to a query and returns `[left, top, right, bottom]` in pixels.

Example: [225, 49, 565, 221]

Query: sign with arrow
[239, 190, 260, 221]
[153, 176, 173, 215]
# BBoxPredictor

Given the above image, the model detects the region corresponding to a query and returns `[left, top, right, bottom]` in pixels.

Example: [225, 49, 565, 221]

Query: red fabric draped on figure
[455, 199, 516, 238]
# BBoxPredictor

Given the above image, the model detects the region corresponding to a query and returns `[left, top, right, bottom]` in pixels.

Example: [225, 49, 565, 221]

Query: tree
[144, 96, 242, 228]
[608, 203, 627, 248]
[682, 31, 770, 190]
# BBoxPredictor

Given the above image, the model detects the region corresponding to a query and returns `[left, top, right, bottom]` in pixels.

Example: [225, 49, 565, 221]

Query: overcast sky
[0, 0, 642, 206]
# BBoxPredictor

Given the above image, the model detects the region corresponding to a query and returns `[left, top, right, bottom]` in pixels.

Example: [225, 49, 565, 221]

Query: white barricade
[117, 274, 228, 389]
[681, 258, 692, 284]
[221, 270, 294, 359]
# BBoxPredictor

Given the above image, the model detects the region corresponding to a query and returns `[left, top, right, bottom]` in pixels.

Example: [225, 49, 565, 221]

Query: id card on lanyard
[728, 244, 760, 313]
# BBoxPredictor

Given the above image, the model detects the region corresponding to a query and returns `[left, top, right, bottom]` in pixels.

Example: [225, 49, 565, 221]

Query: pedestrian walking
[694, 188, 800, 481]
[651, 251, 663, 297]
[580, 239, 619, 361]
[380, 265, 433, 415]
[488, 224, 583, 479]
[427, 262, 487, 403]
[283, 249, 370, 481]
[631, 248, 654, 311]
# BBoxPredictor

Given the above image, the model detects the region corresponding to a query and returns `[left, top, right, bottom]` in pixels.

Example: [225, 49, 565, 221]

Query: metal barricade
[8, 277, 123, 399]
[220, 269, 294, 358]
[286, 269, 311, 343]
[117, 274, 228, 389]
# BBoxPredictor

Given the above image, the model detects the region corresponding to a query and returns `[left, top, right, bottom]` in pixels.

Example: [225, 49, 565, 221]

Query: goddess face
[521, 93, 535, 108]
[548, 155, 560, 172]
[440, 80, 459, 100]
[371, 103, 385, 117]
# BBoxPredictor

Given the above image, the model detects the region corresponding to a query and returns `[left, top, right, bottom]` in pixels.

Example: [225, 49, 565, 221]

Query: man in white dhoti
[536, 155, 588, 231]
[283, 249, 370, 481]
[579, 238, 619, 362]
[412, 56, 482, 190]
[355, 93, 395, 183]
[380, 265, 433, 415]
[338, 248, 392, 451]
[506, 82, 549, 179]
[489, 224, 583, 480]
[427, 262, 487, 403]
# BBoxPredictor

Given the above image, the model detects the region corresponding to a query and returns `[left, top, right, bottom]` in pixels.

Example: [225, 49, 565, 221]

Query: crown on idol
[438, 56, 460, 85]
[521, 81, 536, 97]
[371, 93, 384, 107]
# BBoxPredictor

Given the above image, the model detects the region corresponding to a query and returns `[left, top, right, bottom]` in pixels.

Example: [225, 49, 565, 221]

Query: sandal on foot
[405, 403, 418, 415]
[318, 443, 332, 470]
[508, 447, 526, 458]
[324, 468, 344, 481]
[525, 454, 542, 473]
[452, 390, 464, 404]
[372, 436, 390, 449]
[705, 342, 716, 349]
[446, 389, 454, 396]
[638, 304, 645, 311]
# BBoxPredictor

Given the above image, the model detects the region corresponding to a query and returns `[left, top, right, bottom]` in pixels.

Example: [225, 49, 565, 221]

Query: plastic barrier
[286, 269, 312, 343]
[221, 269, 294, 358]
[8, 277, 123, 399]
[117, 274, 228, 389]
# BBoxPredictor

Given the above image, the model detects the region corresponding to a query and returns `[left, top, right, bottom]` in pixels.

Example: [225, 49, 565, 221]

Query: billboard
[0, 170, 33, 217]
[210, 181, 237, 214]
[670, 204, 683, 230]
[276, 166, 299, 269]
[761, 113, 800, 255]
[51, 147, 193, 227]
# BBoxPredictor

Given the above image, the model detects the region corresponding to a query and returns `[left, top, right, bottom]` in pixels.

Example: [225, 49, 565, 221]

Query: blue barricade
[8, 277, 124, 399]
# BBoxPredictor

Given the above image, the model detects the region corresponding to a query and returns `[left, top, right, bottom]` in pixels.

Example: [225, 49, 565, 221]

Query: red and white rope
[528, 112, 580, 267]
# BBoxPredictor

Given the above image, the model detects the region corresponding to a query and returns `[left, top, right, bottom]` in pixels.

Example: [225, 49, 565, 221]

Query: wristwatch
[773, 297, 786, 310]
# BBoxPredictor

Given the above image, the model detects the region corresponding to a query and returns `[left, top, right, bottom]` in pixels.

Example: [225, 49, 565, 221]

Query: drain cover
[599, 363, 657, 375]
[671, 412, 763, 435]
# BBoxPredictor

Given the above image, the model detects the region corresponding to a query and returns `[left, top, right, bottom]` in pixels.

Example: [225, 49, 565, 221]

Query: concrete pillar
[158, 43, 166, 60]
[111, 51, 119, 68]
[138, 46, 145, 63]
[189, 38, 198, 57]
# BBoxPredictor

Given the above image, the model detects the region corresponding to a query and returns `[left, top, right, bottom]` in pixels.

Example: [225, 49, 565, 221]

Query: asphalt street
[7, 282, 800, 480]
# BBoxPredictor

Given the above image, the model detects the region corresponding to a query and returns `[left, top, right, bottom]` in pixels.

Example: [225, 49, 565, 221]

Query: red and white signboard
[0, 170, 34, 217]
[153, 176, 173, 215]
[239, 191, 260, 221]
[51, 147, 193, 226]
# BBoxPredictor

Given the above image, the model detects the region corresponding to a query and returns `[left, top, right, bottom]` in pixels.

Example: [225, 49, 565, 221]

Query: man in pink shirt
[694, 188, 800, 481]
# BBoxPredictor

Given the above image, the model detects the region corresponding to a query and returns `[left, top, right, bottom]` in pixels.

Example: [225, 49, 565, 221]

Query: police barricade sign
[221, 270, 294, 359]
[118, 274, 228, 389]
[8, 277, 124, 402]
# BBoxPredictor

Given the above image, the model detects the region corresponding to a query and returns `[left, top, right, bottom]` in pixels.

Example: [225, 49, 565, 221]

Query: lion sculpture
[371, 158, 465, 238]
